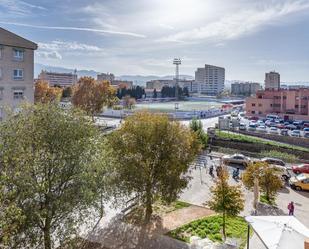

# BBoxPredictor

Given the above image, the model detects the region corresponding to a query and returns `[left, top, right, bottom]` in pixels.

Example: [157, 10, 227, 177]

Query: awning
[246, 216, 309, 249]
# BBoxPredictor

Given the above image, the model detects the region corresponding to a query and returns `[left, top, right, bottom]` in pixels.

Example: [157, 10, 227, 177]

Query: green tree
[189, 118, 208, 148]
[242, 162, 283, 202]
[207, 167, 244, 239]
[0, 104, 109, 249]
[108, 111, 201, 222]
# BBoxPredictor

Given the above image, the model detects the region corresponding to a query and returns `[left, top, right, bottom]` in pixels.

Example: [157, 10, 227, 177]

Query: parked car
[292, 164, 309, 174]
[257, 120, 264, 126]
[248, 124, 257, 132]
[269, 127, 279, 134]
[280, 129, 289, 136]
[290, 130, 301, 137]
[276, 123, 285, 129]
[286, 124, 297, 130]
[261, 157, 286, 167]
[303, 128, 309, 132]
[304, 122, 309, 128]
[239, 123, 246, 131]
[293, 121, 303, 130]
[304, 133, 309, 138]
[289, 174, 309, 191]
[257, 125, 267, 132]
[222, 154, 251, 167]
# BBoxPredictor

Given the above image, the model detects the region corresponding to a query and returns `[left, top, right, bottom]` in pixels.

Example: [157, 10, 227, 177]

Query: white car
[222, 154, 251, 167]
[269, 127, 279, 134]
[239, 123, 246, 131]
[257, 120, 265, 126]
[290, 130, 301, 137]
[257, 125, 267, 132]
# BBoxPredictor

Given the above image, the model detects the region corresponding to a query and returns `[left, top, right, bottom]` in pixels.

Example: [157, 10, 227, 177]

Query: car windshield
[296, 174, 308, 181]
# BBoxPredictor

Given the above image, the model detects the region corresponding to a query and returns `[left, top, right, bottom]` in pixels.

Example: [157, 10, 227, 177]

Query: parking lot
[229, 113, 309, 138]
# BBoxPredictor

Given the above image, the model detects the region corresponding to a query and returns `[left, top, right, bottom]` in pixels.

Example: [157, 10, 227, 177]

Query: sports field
[135, 101, 222, 113]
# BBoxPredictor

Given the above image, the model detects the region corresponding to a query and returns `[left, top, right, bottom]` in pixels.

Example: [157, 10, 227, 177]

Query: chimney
[305, 238, 309, 249]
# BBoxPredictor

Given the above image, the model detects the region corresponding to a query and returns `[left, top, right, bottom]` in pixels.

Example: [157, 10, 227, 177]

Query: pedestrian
[288, 201, 294, 216]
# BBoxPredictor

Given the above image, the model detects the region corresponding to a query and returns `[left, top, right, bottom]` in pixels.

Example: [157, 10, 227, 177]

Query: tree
[242, 162, 283, 202]
[62, 86, 73, 98]
[207, 167, 244, 239]
[153, 88, 157, 98]
[34, 80, 63, 104]
[0, 104, 110, 249]
[71, 77, 116, 116]
[189, 118, 208, 148]
[123, 95, 136, 109]
[107, 111, 201, 222]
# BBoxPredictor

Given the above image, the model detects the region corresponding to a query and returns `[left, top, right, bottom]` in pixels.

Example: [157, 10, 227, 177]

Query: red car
[292, 164, 309, 174]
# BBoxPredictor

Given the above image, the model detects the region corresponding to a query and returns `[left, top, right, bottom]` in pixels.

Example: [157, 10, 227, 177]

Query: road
[180, 155, 309, 227]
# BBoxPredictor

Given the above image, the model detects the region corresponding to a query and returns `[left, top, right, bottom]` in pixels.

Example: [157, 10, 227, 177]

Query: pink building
[246, 88, 309, 121]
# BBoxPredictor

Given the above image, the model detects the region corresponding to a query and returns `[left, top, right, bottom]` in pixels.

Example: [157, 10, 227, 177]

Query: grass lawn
[168, 215, 250, 248]
[216, 130, 309, 152]
[259, 194, 277, 206]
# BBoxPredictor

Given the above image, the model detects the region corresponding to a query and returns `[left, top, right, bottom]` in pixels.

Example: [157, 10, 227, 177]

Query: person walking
[288, 201, 294, 216]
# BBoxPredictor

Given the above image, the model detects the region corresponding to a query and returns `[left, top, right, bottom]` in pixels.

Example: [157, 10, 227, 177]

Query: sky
[0, 0, 309, 82]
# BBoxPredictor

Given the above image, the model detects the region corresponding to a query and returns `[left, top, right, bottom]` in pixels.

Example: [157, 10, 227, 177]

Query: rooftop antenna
[173, 58, 181, 101]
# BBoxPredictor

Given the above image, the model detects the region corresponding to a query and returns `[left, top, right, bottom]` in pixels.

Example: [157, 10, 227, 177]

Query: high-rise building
[0, 27, 37, 120]
[38, 70, 78, 88]
[97, 73, 115, 83]
[195, 64, 225, 95]
[265, 71, 280, 90]
[231, 82, 261, 96]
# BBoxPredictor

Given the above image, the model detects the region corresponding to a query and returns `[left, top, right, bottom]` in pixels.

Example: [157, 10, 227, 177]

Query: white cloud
[0, 21, 146, 38]
[36, 51, 62, 60]
[159, 0, 309, 43]
[38, 41, 104, 52]
[0, 0, 46, 15]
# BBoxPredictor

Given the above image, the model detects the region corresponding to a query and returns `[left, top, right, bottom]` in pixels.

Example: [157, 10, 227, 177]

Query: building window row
[0, 46, 24, 60]
[0, 69, 24, 80]
[0, 88, 24, 100]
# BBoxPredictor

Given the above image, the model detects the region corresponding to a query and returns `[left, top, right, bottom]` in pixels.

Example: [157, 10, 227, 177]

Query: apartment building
[246, 88, 309, 121]
[97, 73, 115, 82]
[38, 70, 78, 88]
[195, 64, 225, 95]
[265, 71, 280, 90]
[0, 27, 37, 120]
[231, 82, 261, 96]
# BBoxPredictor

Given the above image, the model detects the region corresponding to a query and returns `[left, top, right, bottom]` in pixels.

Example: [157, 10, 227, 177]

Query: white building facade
[195, 64, 225, 95]
[38, 70, 78, 88]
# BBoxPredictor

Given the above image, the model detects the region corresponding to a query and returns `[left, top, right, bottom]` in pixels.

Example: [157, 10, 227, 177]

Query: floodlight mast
[173, 58, 181, 101]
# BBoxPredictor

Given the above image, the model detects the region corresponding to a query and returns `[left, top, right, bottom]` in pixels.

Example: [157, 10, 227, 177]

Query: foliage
[161, 86, 189, 98]
[189, 118, 208, 148]
[260, 194, 276, 206]
[107, 111, 201, 222]
[153, 88, 157, 98]
[34, 80, 63, 104]
[168, 215, 249, 248]
[0, 104, 110, 249]
[216, 130, 309, 152]
[62, 86, 73, 98]
[71, 77, 117, 116]
[261, 150, 299, 163]
[242, 162, 283, 202]
[207, 168, 244, 239]
[122, 95, 136, 109]
[116, 85, 145, 99]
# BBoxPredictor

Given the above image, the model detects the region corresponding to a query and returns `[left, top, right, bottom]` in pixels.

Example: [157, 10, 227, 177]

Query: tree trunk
[144, 186, 153, 223]
[43, 219, 52, 249]
[222, 212, 226, 240]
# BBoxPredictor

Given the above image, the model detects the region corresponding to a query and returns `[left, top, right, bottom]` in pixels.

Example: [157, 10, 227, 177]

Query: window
[13, 89, 24, 100]
[13, 48, 24, 60]
[13, 69, 23, 80]
[0, 68, 2, 79]
[0, 88, 3, 100]
[0, 45, 3, 59]
[252, 103, 256, 107]
[258, 103, 262, 107]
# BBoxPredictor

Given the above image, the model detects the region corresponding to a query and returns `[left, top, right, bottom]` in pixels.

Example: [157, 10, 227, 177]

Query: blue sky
[0, 0, 309, 82]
